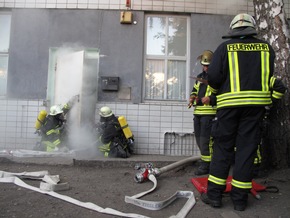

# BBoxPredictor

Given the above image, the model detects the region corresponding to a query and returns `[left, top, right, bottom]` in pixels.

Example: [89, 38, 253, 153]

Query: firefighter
[97, 106, 133, 158]
[189, 50, 217, 175]
[38, 104, 69, 152]
[201, 13, 286, 211]
[35, 95, 79, 152]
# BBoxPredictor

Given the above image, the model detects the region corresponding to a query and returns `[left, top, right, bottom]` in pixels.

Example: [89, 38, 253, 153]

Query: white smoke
[53, 46, 101, 159]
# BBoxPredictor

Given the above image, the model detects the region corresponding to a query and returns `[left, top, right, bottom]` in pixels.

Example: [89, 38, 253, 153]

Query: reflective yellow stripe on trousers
[231, 179, 252, 189]
[208, 175, 227, 186]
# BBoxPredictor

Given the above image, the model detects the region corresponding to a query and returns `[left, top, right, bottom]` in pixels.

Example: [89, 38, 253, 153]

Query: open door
[54, 50, 84, 105]
[47, 48, 99, 128]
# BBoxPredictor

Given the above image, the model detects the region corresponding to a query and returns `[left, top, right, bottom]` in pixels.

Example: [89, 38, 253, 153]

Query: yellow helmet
[230, 13, 256, 29]
[199, 50, 213, 66]
[99, 106, 113, 118]
[50, 105, 63, 116]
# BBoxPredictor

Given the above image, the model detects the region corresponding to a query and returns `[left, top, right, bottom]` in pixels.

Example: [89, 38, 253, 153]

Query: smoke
[67, 110, 102, 160]
[53, 46, 101, 159]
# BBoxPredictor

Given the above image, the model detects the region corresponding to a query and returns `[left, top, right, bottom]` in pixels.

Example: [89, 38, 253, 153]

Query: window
[144, 15, 189, 101]
[0, 12, 11, 96]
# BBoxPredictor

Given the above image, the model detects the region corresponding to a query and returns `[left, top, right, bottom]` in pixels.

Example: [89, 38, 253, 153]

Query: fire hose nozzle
[134, 167, 160, 183]
[134, 168, 149, 183]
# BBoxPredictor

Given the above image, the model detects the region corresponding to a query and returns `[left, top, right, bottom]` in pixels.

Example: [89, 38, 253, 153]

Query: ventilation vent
[164, 132, 200, 156]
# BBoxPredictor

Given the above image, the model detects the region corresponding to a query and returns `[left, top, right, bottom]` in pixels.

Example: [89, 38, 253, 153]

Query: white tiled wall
[95, 102, 195, 155]
[0, 99, 197, 155]
[0, 99, 46, 151]
[1, 0, 289, 17]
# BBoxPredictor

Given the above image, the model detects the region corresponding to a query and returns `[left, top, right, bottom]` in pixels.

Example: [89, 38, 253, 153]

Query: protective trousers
[194, 115, 215, 163]
[207, 107, 264, 205]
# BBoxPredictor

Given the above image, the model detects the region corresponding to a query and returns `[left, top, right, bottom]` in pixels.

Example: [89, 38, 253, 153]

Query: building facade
[0, 0, 289, 156]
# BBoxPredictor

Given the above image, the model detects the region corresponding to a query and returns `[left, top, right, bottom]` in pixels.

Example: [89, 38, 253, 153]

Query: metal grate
[164, 132, 200, 156]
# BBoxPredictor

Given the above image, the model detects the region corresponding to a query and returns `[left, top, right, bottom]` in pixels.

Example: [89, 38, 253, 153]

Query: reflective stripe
[205, 85, 211, 97]
[201, 155, 211, 162]
[99, 142, 111, 153]
[193, 85, 217, 115]
[209, 136, 213, 157]
[272, 91, 284, 99]
[217, 98, 272, 108]
[194, 106, 217, 115]
[47, 129, 60, 136]
[217, 91, 272, 108]
[218, 91, 271, 100]
[261, 51, 270, 91]
[209, 85, 218, 94]
[53, 139, 61, 146]
[255, 144, 262, 164]
[217, 43, 272, 109]
[208, 175, 227, 186]
[270, 76, 275, 88]
[231, 179, 252, 189]
[228, 51, 240, 92]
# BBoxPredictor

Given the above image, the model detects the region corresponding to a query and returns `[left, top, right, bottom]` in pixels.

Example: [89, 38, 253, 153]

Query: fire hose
[0, 156, 201, 218]
[134, 156, 201, 183]
[125, 155, 201, 218]
[0, 155, 200, 218]
[0, 170, 149, 218]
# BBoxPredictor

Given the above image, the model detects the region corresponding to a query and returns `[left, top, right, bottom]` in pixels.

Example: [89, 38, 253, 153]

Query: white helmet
[50, 105, 64, 116]
[230, 13, 256, 29]
[99, 106, 113, 118]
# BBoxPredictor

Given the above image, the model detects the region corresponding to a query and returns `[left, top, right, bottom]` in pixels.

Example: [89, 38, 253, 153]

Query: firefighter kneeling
[34, 95, 79, 152]
[97, 106, 134, 158]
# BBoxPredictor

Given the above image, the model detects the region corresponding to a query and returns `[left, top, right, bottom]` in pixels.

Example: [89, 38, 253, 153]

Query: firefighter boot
[195, 161, 210, 175]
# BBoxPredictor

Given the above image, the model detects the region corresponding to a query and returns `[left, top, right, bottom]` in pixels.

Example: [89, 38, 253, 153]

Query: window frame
[143, 14, 191, 102]
[0, 11, 12, 97]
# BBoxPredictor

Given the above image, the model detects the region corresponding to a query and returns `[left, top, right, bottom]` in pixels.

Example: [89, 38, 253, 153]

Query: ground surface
[0, 155, 290, 218]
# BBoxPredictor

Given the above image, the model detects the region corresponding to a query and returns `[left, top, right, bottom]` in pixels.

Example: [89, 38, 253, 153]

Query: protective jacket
[208, 37, 286, 108]
[190, 71, 217, 115]
[190, 71, 217, 165]
[39, 104, 70, 152]
[98, 115, 132, 158]
[206, 35, 286, 205]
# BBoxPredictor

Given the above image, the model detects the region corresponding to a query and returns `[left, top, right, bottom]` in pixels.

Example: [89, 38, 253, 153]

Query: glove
[188, 95, 197, 108]
[66, 95, 80, 108]
[96, 122, 106, 135]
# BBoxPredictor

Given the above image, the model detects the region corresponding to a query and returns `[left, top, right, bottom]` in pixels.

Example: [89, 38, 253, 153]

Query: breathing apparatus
[35, 110, 48, 130]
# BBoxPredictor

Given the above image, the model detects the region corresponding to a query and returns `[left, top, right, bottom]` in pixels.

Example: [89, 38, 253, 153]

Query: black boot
[201, 193, 222, 208]
[195, 161, 210, 175]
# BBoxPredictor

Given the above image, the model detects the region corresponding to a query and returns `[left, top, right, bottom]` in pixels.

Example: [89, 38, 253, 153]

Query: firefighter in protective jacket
[189, 50, 217, 175]
[201, 13, 286, 211]
[97, 106, 134, 158]
[34, 95, 79, 152]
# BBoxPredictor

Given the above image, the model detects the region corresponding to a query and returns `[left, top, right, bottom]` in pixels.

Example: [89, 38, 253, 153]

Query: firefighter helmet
[50, 105, 64, 116]
[200, 50, 213, 66]
[230, 13, 256, 29]
[99, 106, 113, 118]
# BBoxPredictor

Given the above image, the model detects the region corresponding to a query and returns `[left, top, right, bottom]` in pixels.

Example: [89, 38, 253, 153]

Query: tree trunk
[253, 0, 290, 169]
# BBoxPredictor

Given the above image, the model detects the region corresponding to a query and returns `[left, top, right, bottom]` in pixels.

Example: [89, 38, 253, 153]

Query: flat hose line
[0, 170, 196, 218]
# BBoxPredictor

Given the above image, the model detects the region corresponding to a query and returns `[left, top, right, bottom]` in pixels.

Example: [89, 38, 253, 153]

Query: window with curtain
[0, 12, 11, 96]
[144, 15, 189, 101]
